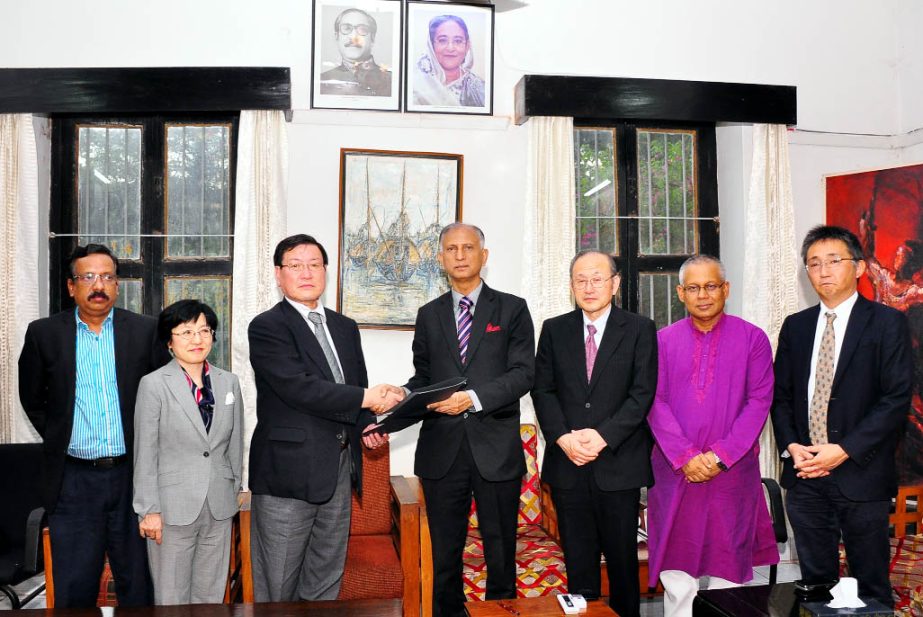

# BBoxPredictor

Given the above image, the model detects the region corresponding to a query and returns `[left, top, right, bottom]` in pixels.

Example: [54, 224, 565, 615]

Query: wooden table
[15, 600, 403, 617]
[465, 596, 617, 616]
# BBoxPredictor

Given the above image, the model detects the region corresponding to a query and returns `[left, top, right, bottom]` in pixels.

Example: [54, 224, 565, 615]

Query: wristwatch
[712, 452, 728, 471]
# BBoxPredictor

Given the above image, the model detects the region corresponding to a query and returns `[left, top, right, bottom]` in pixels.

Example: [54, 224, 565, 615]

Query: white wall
[5, 0, 922, 472]
[287, 112, 527, 473]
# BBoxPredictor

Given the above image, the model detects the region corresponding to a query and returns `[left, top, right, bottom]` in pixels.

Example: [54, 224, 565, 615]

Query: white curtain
[0, 114, 40, 443]
[521, 116, 576, 443]
[742, 124, 799, 480]
[232, 110, 288, 486]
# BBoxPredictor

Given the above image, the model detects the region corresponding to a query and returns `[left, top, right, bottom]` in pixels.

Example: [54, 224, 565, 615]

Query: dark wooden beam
[0, 67, 291, 114]
[514, 75, 796, 126]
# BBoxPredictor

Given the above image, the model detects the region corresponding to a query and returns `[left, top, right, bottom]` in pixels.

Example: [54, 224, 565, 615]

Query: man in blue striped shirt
[19, 244, 169, 607]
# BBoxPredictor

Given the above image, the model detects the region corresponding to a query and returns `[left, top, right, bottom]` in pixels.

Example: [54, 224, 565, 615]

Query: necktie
[585, 324, 598, 382]
[308, 312, 345, 384]
[457, 296, 473, 364]
[809, 312, 837, 445]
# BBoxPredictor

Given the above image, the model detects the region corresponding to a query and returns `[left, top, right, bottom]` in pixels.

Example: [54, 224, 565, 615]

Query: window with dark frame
[574, 121, 719, 329]
[51, 113, 239, 369]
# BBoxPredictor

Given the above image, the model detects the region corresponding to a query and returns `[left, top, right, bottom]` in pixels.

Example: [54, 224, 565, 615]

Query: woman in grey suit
[133, 299, 243, 605]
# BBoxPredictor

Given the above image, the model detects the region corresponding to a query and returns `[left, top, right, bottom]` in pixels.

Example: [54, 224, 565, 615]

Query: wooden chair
[234, 444, 422, 617]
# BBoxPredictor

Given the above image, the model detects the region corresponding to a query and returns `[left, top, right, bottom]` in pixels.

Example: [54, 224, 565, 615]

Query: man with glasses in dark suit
[19, 244, 169, 607]
[772, 225, 914, 607]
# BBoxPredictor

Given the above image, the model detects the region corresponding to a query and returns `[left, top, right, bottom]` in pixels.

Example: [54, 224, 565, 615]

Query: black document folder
[365, 376, 468, 435]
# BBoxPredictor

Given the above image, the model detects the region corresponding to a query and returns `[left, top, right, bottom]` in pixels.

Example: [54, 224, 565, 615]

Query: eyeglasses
[681, 282, 726, 295]
[338, 23, 371, 36]
[72, 273, 117, 285]
[279, 262, 325, 273]
[434, 35, 468, 48]
[572, 275, 615, 290]
[496, 600, 520, 616]
[805, 257, 857, 273]
[171, 327, 215, 341]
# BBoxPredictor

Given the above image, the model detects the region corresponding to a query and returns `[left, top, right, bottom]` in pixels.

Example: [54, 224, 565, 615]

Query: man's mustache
[88, 291, 109, 301]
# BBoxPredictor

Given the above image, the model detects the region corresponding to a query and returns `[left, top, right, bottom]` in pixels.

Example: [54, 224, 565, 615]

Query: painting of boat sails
[338, 149, 463, 328]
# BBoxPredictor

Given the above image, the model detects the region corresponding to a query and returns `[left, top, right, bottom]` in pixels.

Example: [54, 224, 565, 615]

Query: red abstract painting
[826, 163, 923, 484]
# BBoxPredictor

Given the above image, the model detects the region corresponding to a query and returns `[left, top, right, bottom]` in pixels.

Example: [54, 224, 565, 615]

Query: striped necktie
[457, 296, 473, 364]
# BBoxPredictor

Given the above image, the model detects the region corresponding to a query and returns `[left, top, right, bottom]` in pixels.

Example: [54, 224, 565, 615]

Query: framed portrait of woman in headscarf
[405, 1, 494, 115]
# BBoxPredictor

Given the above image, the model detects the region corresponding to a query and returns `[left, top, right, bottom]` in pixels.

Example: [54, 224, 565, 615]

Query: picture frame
[825, 162, 923, 484]
[404, 0, 494, 115]
[311, 0, 402, 111]
[337, 148, 464, 329]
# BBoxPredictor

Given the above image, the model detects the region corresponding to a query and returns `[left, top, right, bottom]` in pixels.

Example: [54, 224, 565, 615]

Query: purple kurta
[647, 314, 779, 586]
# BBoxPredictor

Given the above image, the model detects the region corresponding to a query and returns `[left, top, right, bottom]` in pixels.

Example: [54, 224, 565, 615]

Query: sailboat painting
[338, 149, 463, 328]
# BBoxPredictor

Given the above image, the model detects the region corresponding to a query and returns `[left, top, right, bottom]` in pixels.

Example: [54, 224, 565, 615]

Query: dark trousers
[551, 467, 641, 617]
[47, 460, 152, 608]
[421, 436, 521, 617]
[786, 477, 892, 606]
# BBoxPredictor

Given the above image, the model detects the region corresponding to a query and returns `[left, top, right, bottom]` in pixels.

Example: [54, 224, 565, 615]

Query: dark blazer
[532, 306, 657, 491]
[247, 300, 374, 504]
[399, 284, 535, 482]
[771, 294, 914, 501]
[18, 308, 169, 512]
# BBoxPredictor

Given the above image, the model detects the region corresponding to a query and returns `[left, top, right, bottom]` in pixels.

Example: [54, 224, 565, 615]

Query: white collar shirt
[807, 291, 859, 404]
[285, 297, 345, 378]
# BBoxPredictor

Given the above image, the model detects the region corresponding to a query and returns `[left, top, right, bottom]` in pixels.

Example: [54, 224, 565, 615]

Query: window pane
[114, 279, 143, 314]
[574, 128, 617, 253]
[166, 125, 231, 259]
[636, 130, 696, 255]
[77, 126, 142, 260]
[164, 277, 231, 370]
[638, 271, 686, 330]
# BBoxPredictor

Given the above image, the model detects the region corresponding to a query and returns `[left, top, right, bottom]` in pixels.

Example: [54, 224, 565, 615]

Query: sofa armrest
[236, 491, 253, 603]
[539, 480, 561, 543]
[391, 476, 422, 617]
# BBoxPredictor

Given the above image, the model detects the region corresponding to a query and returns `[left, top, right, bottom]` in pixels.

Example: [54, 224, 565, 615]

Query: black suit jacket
[771, 294, 914, 501]
[18, 308, 169, 512]
[532, 306, 657, 491]
[247, 300, 374, 504]
[398, 284, 535, 482]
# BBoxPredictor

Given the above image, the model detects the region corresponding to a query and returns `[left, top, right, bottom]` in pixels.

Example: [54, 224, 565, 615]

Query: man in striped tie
[400, 223, 535, 617]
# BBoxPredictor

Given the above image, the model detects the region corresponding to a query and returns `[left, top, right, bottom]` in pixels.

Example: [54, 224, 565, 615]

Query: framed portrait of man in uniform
[311, 0, 402, 111]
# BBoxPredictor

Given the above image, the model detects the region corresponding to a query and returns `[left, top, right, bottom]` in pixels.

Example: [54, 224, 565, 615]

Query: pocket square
[225, 392, 235, 405]
[486, 323, 501, 333]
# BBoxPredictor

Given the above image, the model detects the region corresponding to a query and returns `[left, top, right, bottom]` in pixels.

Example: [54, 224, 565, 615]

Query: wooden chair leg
[42, 527, 54, 609]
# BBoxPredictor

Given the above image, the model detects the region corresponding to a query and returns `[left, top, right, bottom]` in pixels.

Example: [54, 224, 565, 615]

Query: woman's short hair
[158, 299, 219, 345]
[428, 14, 470, 43]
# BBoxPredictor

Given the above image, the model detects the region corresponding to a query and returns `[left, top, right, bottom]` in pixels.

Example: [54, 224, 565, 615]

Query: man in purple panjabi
[647, 255, 779, 617]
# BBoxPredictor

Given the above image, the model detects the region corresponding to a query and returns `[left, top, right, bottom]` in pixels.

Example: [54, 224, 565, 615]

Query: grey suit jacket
[133, 359, 244, 526]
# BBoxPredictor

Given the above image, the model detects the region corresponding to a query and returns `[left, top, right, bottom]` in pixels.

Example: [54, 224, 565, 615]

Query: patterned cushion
[462, 525, 567, 601]
[891, 535, 923, 613]
[98, 560, 117, 606]
[469, 425, 542, 528]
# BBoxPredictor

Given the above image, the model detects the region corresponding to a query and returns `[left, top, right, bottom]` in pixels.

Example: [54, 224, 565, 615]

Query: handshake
[361, 384, 406, 415]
